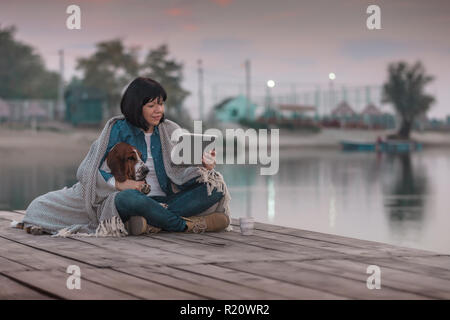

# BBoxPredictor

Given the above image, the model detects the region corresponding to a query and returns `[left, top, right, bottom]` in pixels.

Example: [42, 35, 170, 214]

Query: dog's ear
[125, 158, 136, 180]
[107, 146, 127, 183]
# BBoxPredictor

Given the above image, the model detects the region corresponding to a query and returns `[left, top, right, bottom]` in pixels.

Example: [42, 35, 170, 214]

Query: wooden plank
[76, 267, 203, 300]
[355, 256, 450, 281]
[113, 266, 220, 299]
[394, 255, 450, 270]
[115, 265, 268, 300]
[146, 232, 343, 263]
[0, 226, 121, 268]
[222, 225, 437, 258]
[0, 275, 54, 300]
[286, 259, 450, 299]
[1, 214, 145, 299]
[3, 269, 136, 300]
[1, 226, 204, 299]
[116, 265, 288, 300]
[0, 237, 93, 271]
[219, 260, 429, 300]
[76, 228, 325, 267]
[232, 219, 436, 257]
[173, 263, 348, 300]
[67, 236, 205, 266]
[0, 211, 25, 223]
[203, 230, 402, 259]
[0, 256, 32, 272]
[0, 223, 195, 268]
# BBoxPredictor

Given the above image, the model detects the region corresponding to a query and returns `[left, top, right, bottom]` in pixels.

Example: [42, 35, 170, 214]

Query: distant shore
[0, 126, 99, 165]
[1, 126, 449, 156]
[277, 128, 450, 148]
[0, 127, 98, 149]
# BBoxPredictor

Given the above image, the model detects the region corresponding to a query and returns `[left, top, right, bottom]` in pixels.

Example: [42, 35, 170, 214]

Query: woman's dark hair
[120, 77, 167, 131]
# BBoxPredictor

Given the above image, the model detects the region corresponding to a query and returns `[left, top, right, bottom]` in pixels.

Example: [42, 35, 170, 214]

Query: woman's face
[142, 97, 164, 127]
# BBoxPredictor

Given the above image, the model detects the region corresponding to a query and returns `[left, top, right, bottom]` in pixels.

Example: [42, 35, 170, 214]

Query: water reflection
[266, 175, 275, 222]
[0, 160, 79, 211]
[383, 153, 428, 241]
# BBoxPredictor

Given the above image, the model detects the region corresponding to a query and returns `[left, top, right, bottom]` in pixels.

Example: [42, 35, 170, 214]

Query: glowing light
[267, 80, 275, 88]
[328, 73, 336, 80]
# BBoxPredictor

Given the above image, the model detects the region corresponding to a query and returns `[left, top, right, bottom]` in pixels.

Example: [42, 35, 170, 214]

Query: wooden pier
[0, 210, 449, 300]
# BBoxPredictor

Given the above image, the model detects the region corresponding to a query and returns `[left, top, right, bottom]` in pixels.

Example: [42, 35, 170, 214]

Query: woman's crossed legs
[114, 183, 224, 232]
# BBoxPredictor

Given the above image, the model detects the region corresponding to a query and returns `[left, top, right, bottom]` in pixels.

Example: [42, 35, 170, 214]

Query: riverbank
[0, 126, 98, 164]
[278, 128, 450, 148]
[1, 126, 449, 154]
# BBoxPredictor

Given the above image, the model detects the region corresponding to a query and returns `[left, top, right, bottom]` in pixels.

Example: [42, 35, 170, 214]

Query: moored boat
[340, 140, 422, 152]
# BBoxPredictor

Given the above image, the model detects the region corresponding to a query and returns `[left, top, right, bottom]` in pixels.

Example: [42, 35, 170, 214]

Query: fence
[0, 99, 61, 123]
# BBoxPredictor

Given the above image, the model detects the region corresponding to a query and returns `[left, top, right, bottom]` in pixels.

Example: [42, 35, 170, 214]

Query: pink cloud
[165, 7, 191, 17]
[183, 24, 199, 32]
[211, 0, 233, 7]
[262, 11, 298, 22]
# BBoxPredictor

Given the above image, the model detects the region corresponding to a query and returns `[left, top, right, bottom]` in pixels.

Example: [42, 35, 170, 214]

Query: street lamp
[267, 80, 275, 88]
[328, 73, 336, 115]
[266, 80, 276, 117]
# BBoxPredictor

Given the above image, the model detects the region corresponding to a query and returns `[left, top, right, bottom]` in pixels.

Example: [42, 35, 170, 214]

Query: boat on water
[340, 140, 422, 152]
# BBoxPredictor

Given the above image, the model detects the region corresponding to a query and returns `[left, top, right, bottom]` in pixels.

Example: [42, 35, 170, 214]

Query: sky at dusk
[1, 0, 450, 118]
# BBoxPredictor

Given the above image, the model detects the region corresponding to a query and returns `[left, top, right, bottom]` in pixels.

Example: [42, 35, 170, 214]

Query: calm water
[1, 147, 449, 254]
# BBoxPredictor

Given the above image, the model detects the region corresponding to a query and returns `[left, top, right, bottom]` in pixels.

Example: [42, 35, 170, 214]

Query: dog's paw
[140, 183, 151, 194]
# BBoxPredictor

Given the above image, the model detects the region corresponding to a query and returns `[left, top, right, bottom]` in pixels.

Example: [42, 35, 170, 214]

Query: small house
[213, 95, 257, 122]
[330, 101, 358, 127]
[361, 103, 383, 128]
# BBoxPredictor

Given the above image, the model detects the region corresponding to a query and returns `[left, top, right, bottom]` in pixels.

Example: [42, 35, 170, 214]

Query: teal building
[64, 84, 105, 126]
[213, 95, 257, 122]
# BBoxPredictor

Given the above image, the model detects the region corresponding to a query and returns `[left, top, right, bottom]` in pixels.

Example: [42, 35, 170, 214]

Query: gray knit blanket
[20, 115, 232, 237]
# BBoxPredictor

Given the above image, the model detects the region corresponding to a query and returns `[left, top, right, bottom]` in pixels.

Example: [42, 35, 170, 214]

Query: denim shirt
[99, 119, 197, 195]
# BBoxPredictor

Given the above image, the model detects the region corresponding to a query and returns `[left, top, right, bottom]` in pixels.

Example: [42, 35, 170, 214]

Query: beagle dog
[106, 142, 151, 194]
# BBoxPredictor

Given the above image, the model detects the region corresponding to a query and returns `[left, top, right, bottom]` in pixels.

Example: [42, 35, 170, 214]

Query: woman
[101, 77, 229, 235]
[20, 77, 231, 237]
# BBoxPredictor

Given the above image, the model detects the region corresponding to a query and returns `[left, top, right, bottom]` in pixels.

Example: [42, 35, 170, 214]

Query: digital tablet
[172, 133, 217, 166]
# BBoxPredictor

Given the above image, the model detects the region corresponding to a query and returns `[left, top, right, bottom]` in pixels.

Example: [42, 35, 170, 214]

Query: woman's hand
[115, 179, 146, 191]
[202, 149, 216, 170]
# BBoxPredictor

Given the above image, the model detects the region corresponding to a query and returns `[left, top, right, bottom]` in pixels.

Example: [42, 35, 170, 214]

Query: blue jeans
[114, 183, 224, 232]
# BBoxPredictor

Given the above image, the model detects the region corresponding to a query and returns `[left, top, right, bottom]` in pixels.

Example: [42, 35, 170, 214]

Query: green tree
[76, 41, 191, 126]
[0, 25, 59, 99]
[382, 61, 435, 140]
[141, 44, 190, 113]
[76, 39, 139, 117]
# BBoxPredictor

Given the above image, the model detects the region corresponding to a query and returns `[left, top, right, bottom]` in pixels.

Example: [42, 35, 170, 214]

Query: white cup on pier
[239, 217, 254, 235]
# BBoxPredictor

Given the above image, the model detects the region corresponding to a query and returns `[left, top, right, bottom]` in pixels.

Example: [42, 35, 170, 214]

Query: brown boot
[182, 213, 229, 234]
[124, 216, 161, 235]
[25, 225, 45, 235]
